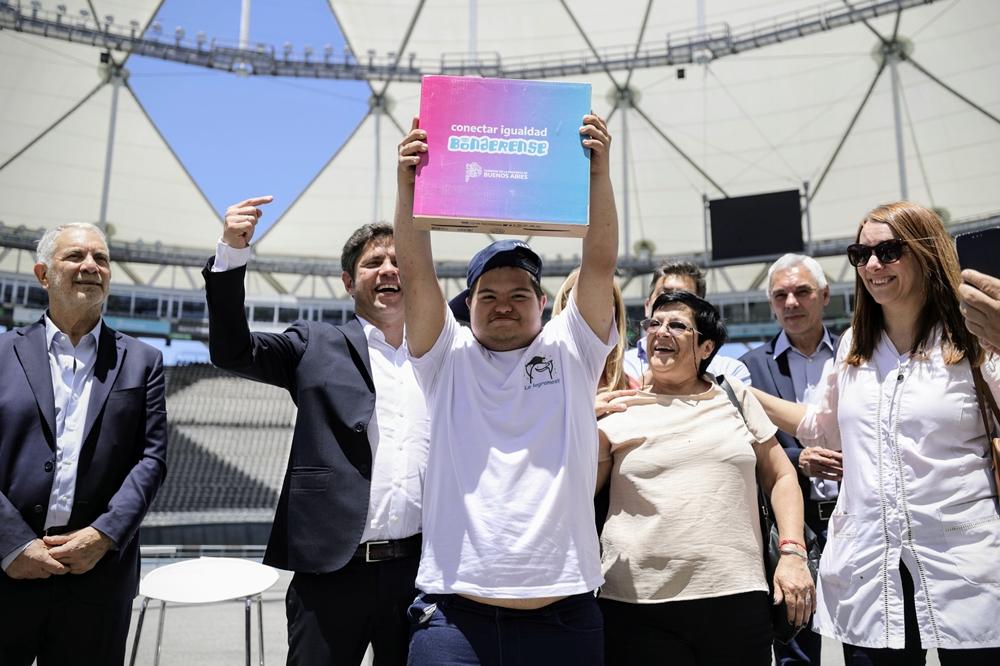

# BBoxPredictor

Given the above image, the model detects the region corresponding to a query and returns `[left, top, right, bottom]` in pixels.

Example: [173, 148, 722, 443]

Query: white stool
[128, 556, 280, 666]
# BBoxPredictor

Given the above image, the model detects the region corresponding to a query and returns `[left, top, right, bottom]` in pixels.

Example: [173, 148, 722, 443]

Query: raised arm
[203, 195, 304, 389]
[749, 386, 808, 436]
[395, 117, 446, 357]
[574, 114, 618, 343]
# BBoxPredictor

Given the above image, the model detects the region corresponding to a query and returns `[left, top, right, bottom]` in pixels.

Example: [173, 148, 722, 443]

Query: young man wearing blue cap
[394, 115, 618, 665]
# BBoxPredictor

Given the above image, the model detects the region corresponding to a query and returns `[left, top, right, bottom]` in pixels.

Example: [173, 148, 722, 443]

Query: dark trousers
[843, 562, 1000, 666]
[774, 500, 829, 666]
[0, 575, 132, 666]
[286, 554, 419, 666]
[599, 591, 772, 666]
[407, 592, 604, 666]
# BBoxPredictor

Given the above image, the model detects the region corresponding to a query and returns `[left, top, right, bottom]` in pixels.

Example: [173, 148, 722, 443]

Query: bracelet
[779, 538, 805, 550]
[779, 545, 808, 560]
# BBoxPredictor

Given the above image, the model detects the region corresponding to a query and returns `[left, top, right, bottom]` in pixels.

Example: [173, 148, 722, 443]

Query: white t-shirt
[411, 295, 616, 598]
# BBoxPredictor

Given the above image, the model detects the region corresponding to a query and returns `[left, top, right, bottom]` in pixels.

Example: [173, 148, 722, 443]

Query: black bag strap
[716, 375, 773, 534]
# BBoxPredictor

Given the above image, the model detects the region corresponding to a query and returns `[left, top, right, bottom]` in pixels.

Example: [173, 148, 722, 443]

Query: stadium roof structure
[2, 0, 999, 299]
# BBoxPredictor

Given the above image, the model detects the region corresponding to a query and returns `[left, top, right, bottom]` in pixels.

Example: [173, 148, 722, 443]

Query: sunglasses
[640, 318, 698, 336]
[846, 239, 907, 267]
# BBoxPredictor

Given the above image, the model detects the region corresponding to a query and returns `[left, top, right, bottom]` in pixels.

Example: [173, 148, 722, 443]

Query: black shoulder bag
[716, 375, 821, 645]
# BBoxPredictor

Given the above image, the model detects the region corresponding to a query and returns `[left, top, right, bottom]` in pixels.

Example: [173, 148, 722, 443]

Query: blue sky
[127, 0, 371, 237]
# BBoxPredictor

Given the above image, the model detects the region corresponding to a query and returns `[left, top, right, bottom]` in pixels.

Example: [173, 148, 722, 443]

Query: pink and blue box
[413, 76, 592, 238]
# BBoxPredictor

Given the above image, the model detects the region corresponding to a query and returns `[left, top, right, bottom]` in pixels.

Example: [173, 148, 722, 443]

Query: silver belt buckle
[365, 540, 391, 563]
[817, 501, 837, 521]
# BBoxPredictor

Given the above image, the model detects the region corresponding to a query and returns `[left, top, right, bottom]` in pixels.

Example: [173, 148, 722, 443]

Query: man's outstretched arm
[395, 117, 446, 358]
[574, 114, 618, 343]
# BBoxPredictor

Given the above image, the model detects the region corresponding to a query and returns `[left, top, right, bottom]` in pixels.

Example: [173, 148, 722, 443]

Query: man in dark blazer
[203, 196, 427, 666]
[0, 223, 168, 666]
[740, 253, 840, 666]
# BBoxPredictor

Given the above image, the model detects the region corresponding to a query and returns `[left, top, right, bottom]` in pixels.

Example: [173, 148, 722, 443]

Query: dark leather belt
[351, 534, 421, 563]
[816, 500, 837, 522]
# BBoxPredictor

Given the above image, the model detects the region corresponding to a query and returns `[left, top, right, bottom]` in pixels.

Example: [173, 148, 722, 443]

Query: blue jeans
[407, 592, 604, 666]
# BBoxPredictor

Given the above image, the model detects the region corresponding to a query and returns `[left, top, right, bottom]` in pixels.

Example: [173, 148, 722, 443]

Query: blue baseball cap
[448, 239, 543, 322]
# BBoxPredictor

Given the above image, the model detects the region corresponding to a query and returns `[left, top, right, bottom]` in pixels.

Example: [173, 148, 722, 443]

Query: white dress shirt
[799, 327, 1000, 649]
[773, 329, 838, 501]
[1, 315, 102, 571]
[212, 241, 428, 543]
[356, 317, 428, 541]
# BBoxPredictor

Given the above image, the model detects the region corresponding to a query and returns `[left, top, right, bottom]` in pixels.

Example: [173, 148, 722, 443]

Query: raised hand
[222, 195, 274, 249]
[960, 269, 1000, 355]
[397, 117, 427, 190]
[580, 114, 611, 178]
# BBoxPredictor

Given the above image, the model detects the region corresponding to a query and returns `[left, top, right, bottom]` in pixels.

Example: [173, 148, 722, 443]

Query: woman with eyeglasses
[751, 201, 1000, 664]
[595, 290, 813, 665]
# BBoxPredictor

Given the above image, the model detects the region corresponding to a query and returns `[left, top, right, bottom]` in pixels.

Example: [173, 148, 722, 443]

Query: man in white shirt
[203, 202, 428, 666]
[622, 260, 752, 384]
[0, 223, 168, 666]
[394, 115, 618, 665]
[740, 253, 840, 666]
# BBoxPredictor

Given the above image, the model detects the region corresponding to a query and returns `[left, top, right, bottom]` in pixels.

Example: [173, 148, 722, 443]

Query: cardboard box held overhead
[413, 76, 592, 238]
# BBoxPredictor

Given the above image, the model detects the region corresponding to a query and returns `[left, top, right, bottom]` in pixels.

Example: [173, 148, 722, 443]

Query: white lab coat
[798, 327, 1000, 649]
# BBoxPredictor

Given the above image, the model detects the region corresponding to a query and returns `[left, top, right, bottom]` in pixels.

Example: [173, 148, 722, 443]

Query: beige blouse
[598, 375, 778, 603]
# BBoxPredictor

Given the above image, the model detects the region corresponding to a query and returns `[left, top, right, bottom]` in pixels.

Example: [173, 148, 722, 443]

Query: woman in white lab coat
[753, 201, 1000, 665]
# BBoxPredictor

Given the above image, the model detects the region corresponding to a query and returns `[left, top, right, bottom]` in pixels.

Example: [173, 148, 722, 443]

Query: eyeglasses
[846, 239, 907, 267]
[640, 318, 698, 336]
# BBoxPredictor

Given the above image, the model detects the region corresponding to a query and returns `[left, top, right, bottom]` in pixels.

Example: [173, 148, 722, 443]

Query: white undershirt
[356, 317, 428, 542]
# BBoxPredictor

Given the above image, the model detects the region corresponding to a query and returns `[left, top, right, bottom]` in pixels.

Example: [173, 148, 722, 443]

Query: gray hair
[35, 223, 108, 267]
[766, 253, 828, 293]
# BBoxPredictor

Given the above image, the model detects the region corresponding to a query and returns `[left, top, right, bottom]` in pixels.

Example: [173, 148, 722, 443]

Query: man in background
[741, 253, 841, 666]
[0, 223, 168, 665]
[623, 260, 752, 384]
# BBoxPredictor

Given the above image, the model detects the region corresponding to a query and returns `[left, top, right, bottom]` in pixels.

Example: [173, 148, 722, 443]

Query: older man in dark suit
[741, 253, 840, 666]
[0, 223, 168, 666]
[203, 196, 428, 666]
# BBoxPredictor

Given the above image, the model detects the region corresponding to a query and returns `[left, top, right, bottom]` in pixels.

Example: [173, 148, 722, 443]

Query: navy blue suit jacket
[0, 319, 167, 603]
[740, 330, 839, 504]
[203, 260, 378, 574]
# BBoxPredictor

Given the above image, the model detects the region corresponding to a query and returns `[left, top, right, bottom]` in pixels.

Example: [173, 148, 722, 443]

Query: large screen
[709, 189, 803, 261]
